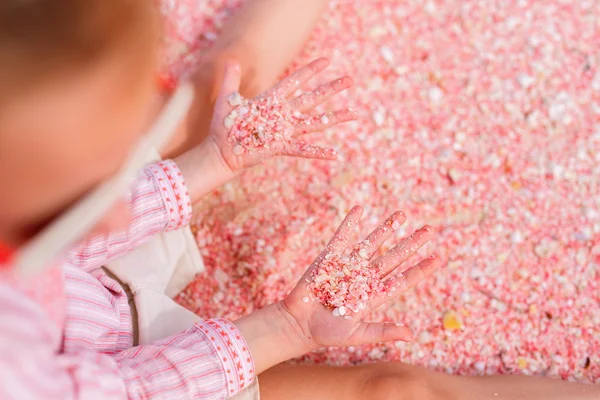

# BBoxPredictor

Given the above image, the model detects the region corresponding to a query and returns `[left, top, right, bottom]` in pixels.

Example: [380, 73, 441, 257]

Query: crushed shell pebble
[308, 252, 384, 315]
[164, 0, 600, 384]
[225, 93, 304, 154]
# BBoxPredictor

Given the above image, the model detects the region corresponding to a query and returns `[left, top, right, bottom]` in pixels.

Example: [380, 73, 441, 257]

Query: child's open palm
[208, 58, 357, 172]
[281, 206, 443, 348]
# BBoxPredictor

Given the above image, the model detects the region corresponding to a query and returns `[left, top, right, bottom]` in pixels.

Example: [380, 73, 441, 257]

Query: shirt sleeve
[65, 160, 193, 272]
[0, 283, 255, 400]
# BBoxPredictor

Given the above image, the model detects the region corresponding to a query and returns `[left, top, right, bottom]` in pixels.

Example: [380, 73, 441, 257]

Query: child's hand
[208, 58, 357, 172]
[232, 206, 442, 374]
[281, 206, 443, 348]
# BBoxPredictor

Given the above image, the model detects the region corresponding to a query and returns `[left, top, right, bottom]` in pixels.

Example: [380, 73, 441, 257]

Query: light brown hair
[0, 0, 158, 94]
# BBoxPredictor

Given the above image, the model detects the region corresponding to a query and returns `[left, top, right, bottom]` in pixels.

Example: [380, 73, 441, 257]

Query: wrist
[173, 138, 237, 203]
[275, 300, 319, 355]
[233, 302, 315, 374]
[205, 134, 238, 178]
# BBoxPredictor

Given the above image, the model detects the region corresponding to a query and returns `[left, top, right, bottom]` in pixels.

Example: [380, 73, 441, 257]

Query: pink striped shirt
[0, 160, 255, 399]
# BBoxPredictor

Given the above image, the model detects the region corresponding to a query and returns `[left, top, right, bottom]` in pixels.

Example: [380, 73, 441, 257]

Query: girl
[0, 1, 597, 399]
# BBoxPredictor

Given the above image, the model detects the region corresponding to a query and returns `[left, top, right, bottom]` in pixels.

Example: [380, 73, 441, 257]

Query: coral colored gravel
[225, 93, 302, 155]
[308, 251, 385, 315]
[163, 0, 600, 383]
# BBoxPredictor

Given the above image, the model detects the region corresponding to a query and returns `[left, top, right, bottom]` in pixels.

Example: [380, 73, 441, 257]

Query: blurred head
[0, 0, 161, 246]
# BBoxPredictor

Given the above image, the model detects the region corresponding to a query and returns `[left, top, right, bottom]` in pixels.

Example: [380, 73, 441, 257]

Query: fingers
[326, 206, 364, 253]
[266, 58, 330, 98]
[215, 60, 242, 112]
[294, 109, 358, 135]
[289, 76, 354, 112]
[351, 322, 414, 345]
[371, 225, 435, 276]
[349, 211, 406, 260]
[399, 254, 443, 289]
[369, 255, 443, 309]
[279, 141, 337, 160]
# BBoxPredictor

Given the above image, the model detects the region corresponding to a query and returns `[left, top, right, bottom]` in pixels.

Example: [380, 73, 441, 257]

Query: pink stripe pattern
[0, 161, 255, 399]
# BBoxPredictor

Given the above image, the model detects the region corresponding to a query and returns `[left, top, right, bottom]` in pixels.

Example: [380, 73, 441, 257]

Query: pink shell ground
[165, 0, 600, 383]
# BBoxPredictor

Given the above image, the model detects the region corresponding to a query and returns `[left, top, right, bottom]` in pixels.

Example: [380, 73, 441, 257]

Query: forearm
[3, 277, 275, 400]
[66, 162, 190, 270]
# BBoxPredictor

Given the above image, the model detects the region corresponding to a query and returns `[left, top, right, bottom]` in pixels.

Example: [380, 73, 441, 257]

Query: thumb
[215, 60, 242, 110]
